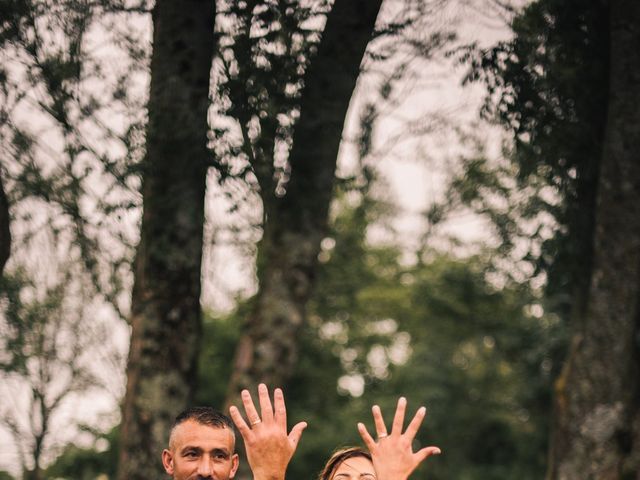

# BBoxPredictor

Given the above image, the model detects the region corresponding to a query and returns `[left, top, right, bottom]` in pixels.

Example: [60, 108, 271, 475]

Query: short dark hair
[173, 406, 235, 431]
[318, 447, 372, 480]
[169, 407, 235, 450]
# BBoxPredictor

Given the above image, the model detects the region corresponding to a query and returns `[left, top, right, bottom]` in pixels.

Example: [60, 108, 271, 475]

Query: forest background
[0, 0, 638, 479]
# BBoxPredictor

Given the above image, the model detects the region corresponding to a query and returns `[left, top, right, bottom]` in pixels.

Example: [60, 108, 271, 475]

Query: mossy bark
[0, 174, 10, 273]
[117, 1, 215, 479]
[227, 0, 384, 397]
[547, 1, 640, 478]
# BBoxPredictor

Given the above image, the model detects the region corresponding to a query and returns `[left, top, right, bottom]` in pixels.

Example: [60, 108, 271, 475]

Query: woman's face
[331, 456, 376, 480]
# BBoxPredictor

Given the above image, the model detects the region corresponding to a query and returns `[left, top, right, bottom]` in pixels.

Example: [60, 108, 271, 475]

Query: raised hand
[357, 397, 441, 480]
[229, 384, 307, 480]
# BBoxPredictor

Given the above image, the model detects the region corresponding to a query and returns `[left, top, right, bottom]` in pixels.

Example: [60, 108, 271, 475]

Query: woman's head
[318, 447, 375, 480]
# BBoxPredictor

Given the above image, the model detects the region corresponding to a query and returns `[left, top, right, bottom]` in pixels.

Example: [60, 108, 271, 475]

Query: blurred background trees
[0, 264, 109, 480]
[116, 0, 216, 477]
[1, 0, 638, 479]
[222, 0, 385, 398]
[456, 0, 639, 475]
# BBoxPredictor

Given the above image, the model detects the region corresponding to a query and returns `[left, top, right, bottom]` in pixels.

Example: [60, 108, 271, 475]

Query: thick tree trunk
[117, 1, 215, 479]
[546, 1, 640, 478]
[227, 0, 384, 396]
[0, 174, 10, 273]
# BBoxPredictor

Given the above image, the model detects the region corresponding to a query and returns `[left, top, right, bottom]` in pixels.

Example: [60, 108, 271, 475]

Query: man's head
[162, 407, 239, 480]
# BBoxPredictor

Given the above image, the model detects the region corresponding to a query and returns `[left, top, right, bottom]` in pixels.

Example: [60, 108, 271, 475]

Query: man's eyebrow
[211, 448, 231, 456]
[180, 445, 203, 453]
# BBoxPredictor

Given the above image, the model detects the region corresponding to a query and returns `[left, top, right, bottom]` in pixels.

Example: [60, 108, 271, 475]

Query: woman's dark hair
[318, 447, 372, 480]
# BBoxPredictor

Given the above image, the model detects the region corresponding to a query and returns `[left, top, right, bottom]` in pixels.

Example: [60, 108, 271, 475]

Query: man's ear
[229, 453, 240, 479]
[162, 449, 174, 475]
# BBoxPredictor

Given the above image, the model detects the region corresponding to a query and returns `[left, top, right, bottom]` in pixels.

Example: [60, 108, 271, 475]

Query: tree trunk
[0, 174, 10, 273]
[117, 1, 215, 478]
[546, 1, 640, 478]
[227, 0, 383, 397]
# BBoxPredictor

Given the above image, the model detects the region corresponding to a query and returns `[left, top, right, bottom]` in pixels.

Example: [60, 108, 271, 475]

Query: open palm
[358, 397, 441, 480]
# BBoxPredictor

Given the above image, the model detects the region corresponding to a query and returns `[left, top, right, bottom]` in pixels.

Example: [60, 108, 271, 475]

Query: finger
[415, 446, 442, 463]
[229, 405, 252, 439]
[274, 387, 287, 430]
[288, 421, 307, 446]
[241, 389, 261, 425]
[404, 406, 426, 440]
[258, 383, 274, 422]
[357, 422, 376, 451]
[391, 397, 407, 435]
[371, 405, 388, 438]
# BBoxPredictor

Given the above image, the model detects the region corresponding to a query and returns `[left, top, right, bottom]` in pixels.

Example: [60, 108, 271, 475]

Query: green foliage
[195, 193, 564, 480]
[454, 0, 608, 314]
[466, 0, 608, 180]
[0, 264, 110, 475]
[0, 0, 145, 325]
[298, 195, 564, 479]
[195, 307, 246, 408]
[391, 258, 564, 479]
[212, 0, 328, 193]
[44, 427, 119, 480]
[0, 267, 99, 388]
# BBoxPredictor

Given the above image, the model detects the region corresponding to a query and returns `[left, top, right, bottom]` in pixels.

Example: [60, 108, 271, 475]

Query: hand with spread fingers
[229, 383, 307, 480]
[357, 397, 441, 480]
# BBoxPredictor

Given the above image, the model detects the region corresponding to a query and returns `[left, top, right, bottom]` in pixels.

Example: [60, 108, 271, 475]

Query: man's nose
[196, 457, 214, 478]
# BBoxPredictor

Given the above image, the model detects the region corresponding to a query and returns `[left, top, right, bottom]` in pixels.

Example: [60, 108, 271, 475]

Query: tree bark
[226, 0, 384, 397]
[547, 1, 640, 478]
[117, 1, 215, 478]
[0, 174, 10, 274]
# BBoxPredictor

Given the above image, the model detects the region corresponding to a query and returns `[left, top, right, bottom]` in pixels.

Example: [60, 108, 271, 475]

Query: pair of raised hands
[229, 384, 441, 480]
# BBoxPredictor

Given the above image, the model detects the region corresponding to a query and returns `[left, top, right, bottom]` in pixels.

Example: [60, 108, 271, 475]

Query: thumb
[288, 421, 308, 445]
[415, 446, 442, 463]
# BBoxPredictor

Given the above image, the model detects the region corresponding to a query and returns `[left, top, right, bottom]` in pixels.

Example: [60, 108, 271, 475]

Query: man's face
[162, 420, 239, 480]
